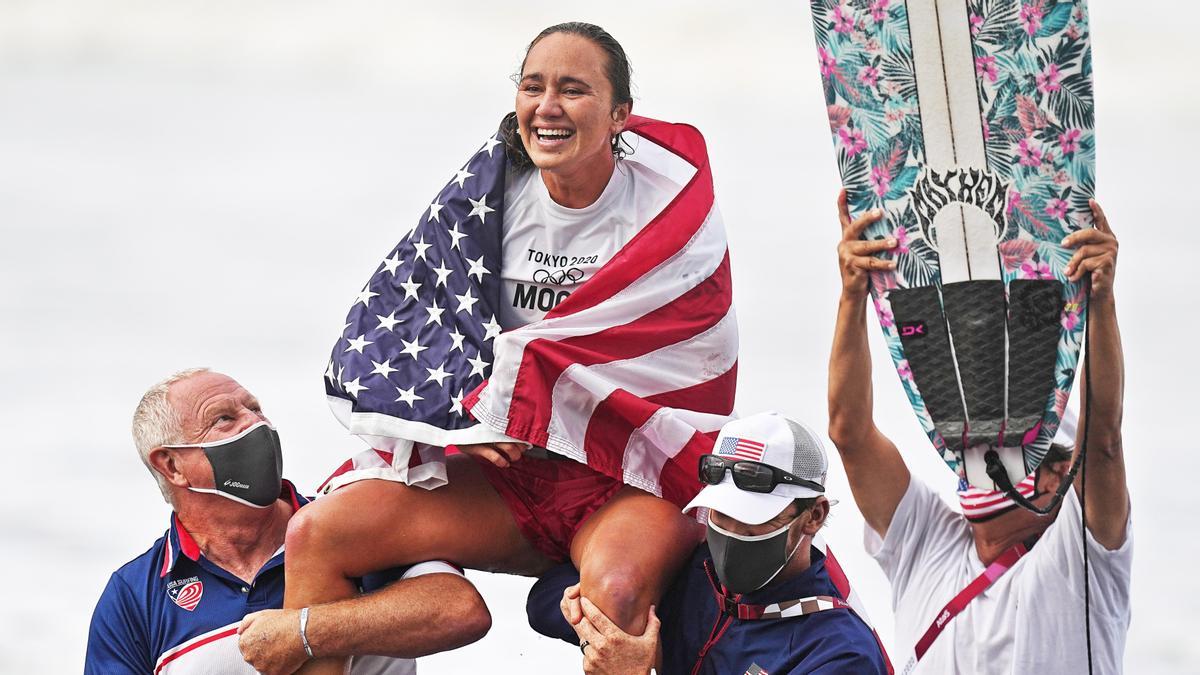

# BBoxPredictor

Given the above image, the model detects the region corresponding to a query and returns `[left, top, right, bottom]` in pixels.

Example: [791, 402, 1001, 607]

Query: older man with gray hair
[85, 368, 491, 674]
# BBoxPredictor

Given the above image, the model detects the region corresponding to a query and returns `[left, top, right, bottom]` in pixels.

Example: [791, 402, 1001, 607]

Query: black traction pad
[941, 280, 1007, 449]
[1004, 279, 1064, 447]
[888, 286, 967, 453]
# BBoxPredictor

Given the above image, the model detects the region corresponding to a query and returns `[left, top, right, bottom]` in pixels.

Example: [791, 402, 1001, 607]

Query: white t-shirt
[499, 160, 681, 328]
[866, 476, 1132, 674]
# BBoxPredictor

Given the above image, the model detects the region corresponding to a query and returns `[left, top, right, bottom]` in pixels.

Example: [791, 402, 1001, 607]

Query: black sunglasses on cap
[698, 454, 825, 494]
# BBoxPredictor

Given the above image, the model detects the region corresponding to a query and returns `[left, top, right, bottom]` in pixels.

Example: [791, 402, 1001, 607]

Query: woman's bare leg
[285, 455, 553, 674]
[569, 486, 704, 634]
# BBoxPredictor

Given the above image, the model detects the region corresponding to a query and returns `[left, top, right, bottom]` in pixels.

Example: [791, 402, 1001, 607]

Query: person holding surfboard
[250, 22, 740, 675]
[827, 192, 1130, 673]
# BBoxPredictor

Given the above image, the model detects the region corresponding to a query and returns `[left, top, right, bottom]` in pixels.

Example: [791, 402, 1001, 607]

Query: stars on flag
[400, 336, 427, 360]
[345, 335, 373, 354]
[327, 131, 506, 428]
[394, 385, 423, 406]
[467, 255, 490, 281]
[479, 135, 503, 157]
[354, 287, 378, 308]
[451, 168, 474, 189]
[376, 311, 402, 332]
[413, 236, 432, 262]
[381, 252, 402, 275]
[454, 289, 478, 315]
[342, 377, 368, 398]
[424, 301, 445, 327]
[425, 364, 453, 386]
[467, 195, 494, 224]
[448, 222, 468, 250]
[427, 201, 445, 223]
[370, 358, 398, 379]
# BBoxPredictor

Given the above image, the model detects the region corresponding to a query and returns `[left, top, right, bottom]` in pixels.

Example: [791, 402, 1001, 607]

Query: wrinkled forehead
[168, 372, 256, 422]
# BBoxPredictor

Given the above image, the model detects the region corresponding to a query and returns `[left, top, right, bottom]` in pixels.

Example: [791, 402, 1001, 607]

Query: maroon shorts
[477, 454, 624, 563]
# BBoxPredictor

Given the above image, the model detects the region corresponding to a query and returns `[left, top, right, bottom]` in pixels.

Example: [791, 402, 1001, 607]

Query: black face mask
[706, 519, 805, 595]
[166, 422, 283, 508]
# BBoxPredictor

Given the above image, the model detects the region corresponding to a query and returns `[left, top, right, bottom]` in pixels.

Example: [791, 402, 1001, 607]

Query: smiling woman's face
[515, 32, 629, 181]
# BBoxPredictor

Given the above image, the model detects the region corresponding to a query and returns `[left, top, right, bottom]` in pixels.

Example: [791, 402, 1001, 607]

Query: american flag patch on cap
[718, 436, 766, 462]
[744, 665, 769, 675]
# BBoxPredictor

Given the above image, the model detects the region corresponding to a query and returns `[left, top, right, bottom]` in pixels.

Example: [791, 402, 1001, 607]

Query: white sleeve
[864, 475, 973, 600]
[1023, 486, 1133, 618]
[399, 560, 466, 580]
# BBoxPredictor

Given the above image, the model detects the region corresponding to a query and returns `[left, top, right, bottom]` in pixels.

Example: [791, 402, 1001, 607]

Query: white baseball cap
[684, 411, 828, 525]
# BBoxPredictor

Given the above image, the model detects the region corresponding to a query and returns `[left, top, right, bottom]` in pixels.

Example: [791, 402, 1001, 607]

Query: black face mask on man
[164, 422, 283, 508]
[706, 517, 806, 595]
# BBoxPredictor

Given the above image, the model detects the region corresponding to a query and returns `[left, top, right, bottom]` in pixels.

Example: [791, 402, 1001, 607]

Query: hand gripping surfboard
[808, 0, 1095, 490]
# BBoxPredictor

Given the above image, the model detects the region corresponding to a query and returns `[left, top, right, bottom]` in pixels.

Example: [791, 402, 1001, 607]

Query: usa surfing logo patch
[167, 576, 204, 611]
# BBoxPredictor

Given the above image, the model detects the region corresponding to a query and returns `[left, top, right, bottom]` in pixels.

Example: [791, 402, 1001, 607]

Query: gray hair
[132, 367, 211, 504]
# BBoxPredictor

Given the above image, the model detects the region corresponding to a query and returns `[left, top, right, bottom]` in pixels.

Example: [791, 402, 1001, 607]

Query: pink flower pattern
[1020, 2, 1044, 36]
[1044, 198, 1068, 220]
[1059, 128, 1081, 155]
[833, 6, 856, 34]
[1035, 63, 1061, 93]
[838, 126, 868, 156]
[893, 225, 910, 254]
[975, 56, 998, 83]
[1017, 138, 1043, 167]
[969, 13, 984, 35]
[858, 65, 879, 88]
[870, 164, 890, 197]
[1020, 259, 1053, 279]
[870, 0, 891, 23]
[818, 47, 837, 78]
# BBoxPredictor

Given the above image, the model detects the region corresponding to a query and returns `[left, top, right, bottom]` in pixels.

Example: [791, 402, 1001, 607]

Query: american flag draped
[323, 115, 738, 507]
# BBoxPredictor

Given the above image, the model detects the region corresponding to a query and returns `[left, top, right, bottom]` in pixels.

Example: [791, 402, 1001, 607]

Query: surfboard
[808, 0, 1095, 490]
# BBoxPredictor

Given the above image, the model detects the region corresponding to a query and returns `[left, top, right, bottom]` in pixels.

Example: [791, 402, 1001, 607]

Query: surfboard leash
[1080, 283, 1095, 675]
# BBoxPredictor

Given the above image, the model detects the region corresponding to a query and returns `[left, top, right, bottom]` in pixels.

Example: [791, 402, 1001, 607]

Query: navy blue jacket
[527, 543, 888, 675]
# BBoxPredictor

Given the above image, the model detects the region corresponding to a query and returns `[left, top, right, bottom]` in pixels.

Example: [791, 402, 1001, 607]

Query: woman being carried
[286, 22, 737, 673]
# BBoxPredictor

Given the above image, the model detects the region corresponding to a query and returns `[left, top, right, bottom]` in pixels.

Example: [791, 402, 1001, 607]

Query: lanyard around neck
[703, 559, 851, 621]
[898, 542, 1028, 674]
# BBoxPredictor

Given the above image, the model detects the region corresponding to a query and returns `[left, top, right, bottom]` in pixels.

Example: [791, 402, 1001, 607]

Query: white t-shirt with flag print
[498, 159, 681, 329]
[866, 476, 1132, 674]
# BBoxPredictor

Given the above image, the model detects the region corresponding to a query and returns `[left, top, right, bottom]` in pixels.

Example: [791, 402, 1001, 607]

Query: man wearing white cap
[828, 197, 1131, 673]
[526, 412, 888, 674]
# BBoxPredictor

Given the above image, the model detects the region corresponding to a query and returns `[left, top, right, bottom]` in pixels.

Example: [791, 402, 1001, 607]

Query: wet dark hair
[502, 22, 634, 170]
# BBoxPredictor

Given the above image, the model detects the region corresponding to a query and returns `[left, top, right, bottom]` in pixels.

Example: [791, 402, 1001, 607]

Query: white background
[1, 1, 1195, 672]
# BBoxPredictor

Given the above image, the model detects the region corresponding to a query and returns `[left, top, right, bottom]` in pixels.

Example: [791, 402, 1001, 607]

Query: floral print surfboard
[809, 0, 1094, 489]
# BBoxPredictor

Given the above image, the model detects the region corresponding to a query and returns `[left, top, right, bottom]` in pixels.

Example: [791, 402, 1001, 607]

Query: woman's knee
[580, 565, 655, 633]
[284, 498, 342, 562]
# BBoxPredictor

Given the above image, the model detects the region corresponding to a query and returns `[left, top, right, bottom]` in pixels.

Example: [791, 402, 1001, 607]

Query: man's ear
[148, 447, 189, 488]
[801, 497, 830, 536]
